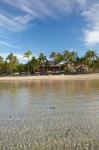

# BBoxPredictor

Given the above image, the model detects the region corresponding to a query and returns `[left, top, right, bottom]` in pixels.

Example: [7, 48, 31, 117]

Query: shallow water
[0, 80, 99, 150]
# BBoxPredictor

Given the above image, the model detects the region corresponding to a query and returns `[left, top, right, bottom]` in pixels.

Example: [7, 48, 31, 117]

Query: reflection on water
[0, 80, 99, 150]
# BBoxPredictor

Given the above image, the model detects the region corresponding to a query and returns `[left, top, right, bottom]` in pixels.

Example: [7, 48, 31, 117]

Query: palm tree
[49, 51, 58, 72]
[63, 50, 77, 64]
[54, 53, 64, 72]
[38, 53, 47, 74]
[24, 50, 32, 74]
[6, 53, 19, 74]
[0, 56, 4, 75]
[84, 50, 97, 69]
[63, 50, 78, 72]
[17, 63, 26, 74]
[29, 57, 40, 74]
[49, 51, 58, 62]
[55, 53, 64, 64]
[85, 49, 97, 61]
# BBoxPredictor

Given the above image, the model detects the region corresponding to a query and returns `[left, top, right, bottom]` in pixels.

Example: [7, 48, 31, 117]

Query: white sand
[0, 73, 99, 81]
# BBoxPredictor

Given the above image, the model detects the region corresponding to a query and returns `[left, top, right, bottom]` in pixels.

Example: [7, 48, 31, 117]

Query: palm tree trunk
[34, 69, 36, 75]
[54, 64, 55, 74]
[59, 65, 61, 73]
[28, 58, 29, 74]
[28, 64, 29, 74]
[43, 65, 45, 75]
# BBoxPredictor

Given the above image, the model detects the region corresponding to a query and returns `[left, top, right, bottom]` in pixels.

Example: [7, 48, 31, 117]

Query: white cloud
[84, 30, 99, 46]
[77, 0, 87, 6]
[0, 0, 99, 46]
[0, 52, 39, 63]
[82, 3, 99, 46]
[0, 52, 25, 62]
[0, 0, 87, 32]
[0, 14, 32, 31]
[2, 0, 74, 16]
[0, 52, 28, 63]
[0, 41, 18, 48]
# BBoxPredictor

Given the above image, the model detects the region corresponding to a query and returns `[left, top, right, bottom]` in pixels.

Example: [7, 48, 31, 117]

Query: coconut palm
[0, 56, 4, 75]
[63, 50, 78, 72]
[24, 50, 32, 74]
[17, 63, 26, 74]
[29, 57, 40, 74]
[55, 53, 64, 64]
[85, 50, 97, 61]
[0, 50, 98, 74]
[63, 50, 77, 64]
[6, 53, 19, 74]
[38, 53, 47, 74]
[49, 51, 58, 72]
[84, 50, 98, 69]
[50, 51, 56, 60]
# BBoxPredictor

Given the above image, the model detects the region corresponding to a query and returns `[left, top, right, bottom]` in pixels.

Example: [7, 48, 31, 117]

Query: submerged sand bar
[0, 73, 99, 81]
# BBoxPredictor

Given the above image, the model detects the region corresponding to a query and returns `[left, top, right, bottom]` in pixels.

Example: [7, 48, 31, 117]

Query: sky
[0, 0, 99, 62]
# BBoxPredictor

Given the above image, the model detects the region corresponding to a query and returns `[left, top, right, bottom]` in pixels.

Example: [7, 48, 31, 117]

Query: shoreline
[0, 73, 99, 81]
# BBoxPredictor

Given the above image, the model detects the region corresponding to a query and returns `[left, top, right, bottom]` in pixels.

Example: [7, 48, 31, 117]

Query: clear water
[0, 80, 99, 150]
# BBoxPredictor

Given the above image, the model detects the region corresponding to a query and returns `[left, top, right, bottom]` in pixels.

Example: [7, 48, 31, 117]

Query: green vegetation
[0, 50, 99, 76]
[24, 50, 32, 74]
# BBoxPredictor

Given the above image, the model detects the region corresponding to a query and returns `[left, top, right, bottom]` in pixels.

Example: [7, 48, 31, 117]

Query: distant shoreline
[0, 73, 99, 81]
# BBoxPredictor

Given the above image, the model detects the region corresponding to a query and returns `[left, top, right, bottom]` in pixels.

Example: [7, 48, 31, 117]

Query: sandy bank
[0, 73, 99, 81]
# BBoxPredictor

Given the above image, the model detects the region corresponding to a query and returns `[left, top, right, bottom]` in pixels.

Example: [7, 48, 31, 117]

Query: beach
[0, 73, 99, 81]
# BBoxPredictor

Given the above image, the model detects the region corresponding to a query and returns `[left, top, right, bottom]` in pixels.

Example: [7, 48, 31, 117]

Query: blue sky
[0, 0, 99, 62]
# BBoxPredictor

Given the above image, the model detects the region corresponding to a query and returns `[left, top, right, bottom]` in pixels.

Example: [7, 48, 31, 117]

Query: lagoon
[0, 80, 99, 149]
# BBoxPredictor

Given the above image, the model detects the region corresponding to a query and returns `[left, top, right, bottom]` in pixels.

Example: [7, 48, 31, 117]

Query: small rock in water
[49, 106, 56, 109]
[65, 128, 71, 137]
[19, 113, 24, 118]
[8, 116, 12, 119]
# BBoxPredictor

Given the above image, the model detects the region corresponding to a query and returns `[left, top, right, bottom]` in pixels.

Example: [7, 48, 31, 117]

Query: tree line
[0, 49, 99, 76]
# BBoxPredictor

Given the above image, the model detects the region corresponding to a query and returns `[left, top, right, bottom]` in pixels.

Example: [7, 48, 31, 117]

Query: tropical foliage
[24, 50, 32, 74]
[0, 50, 99, 76]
